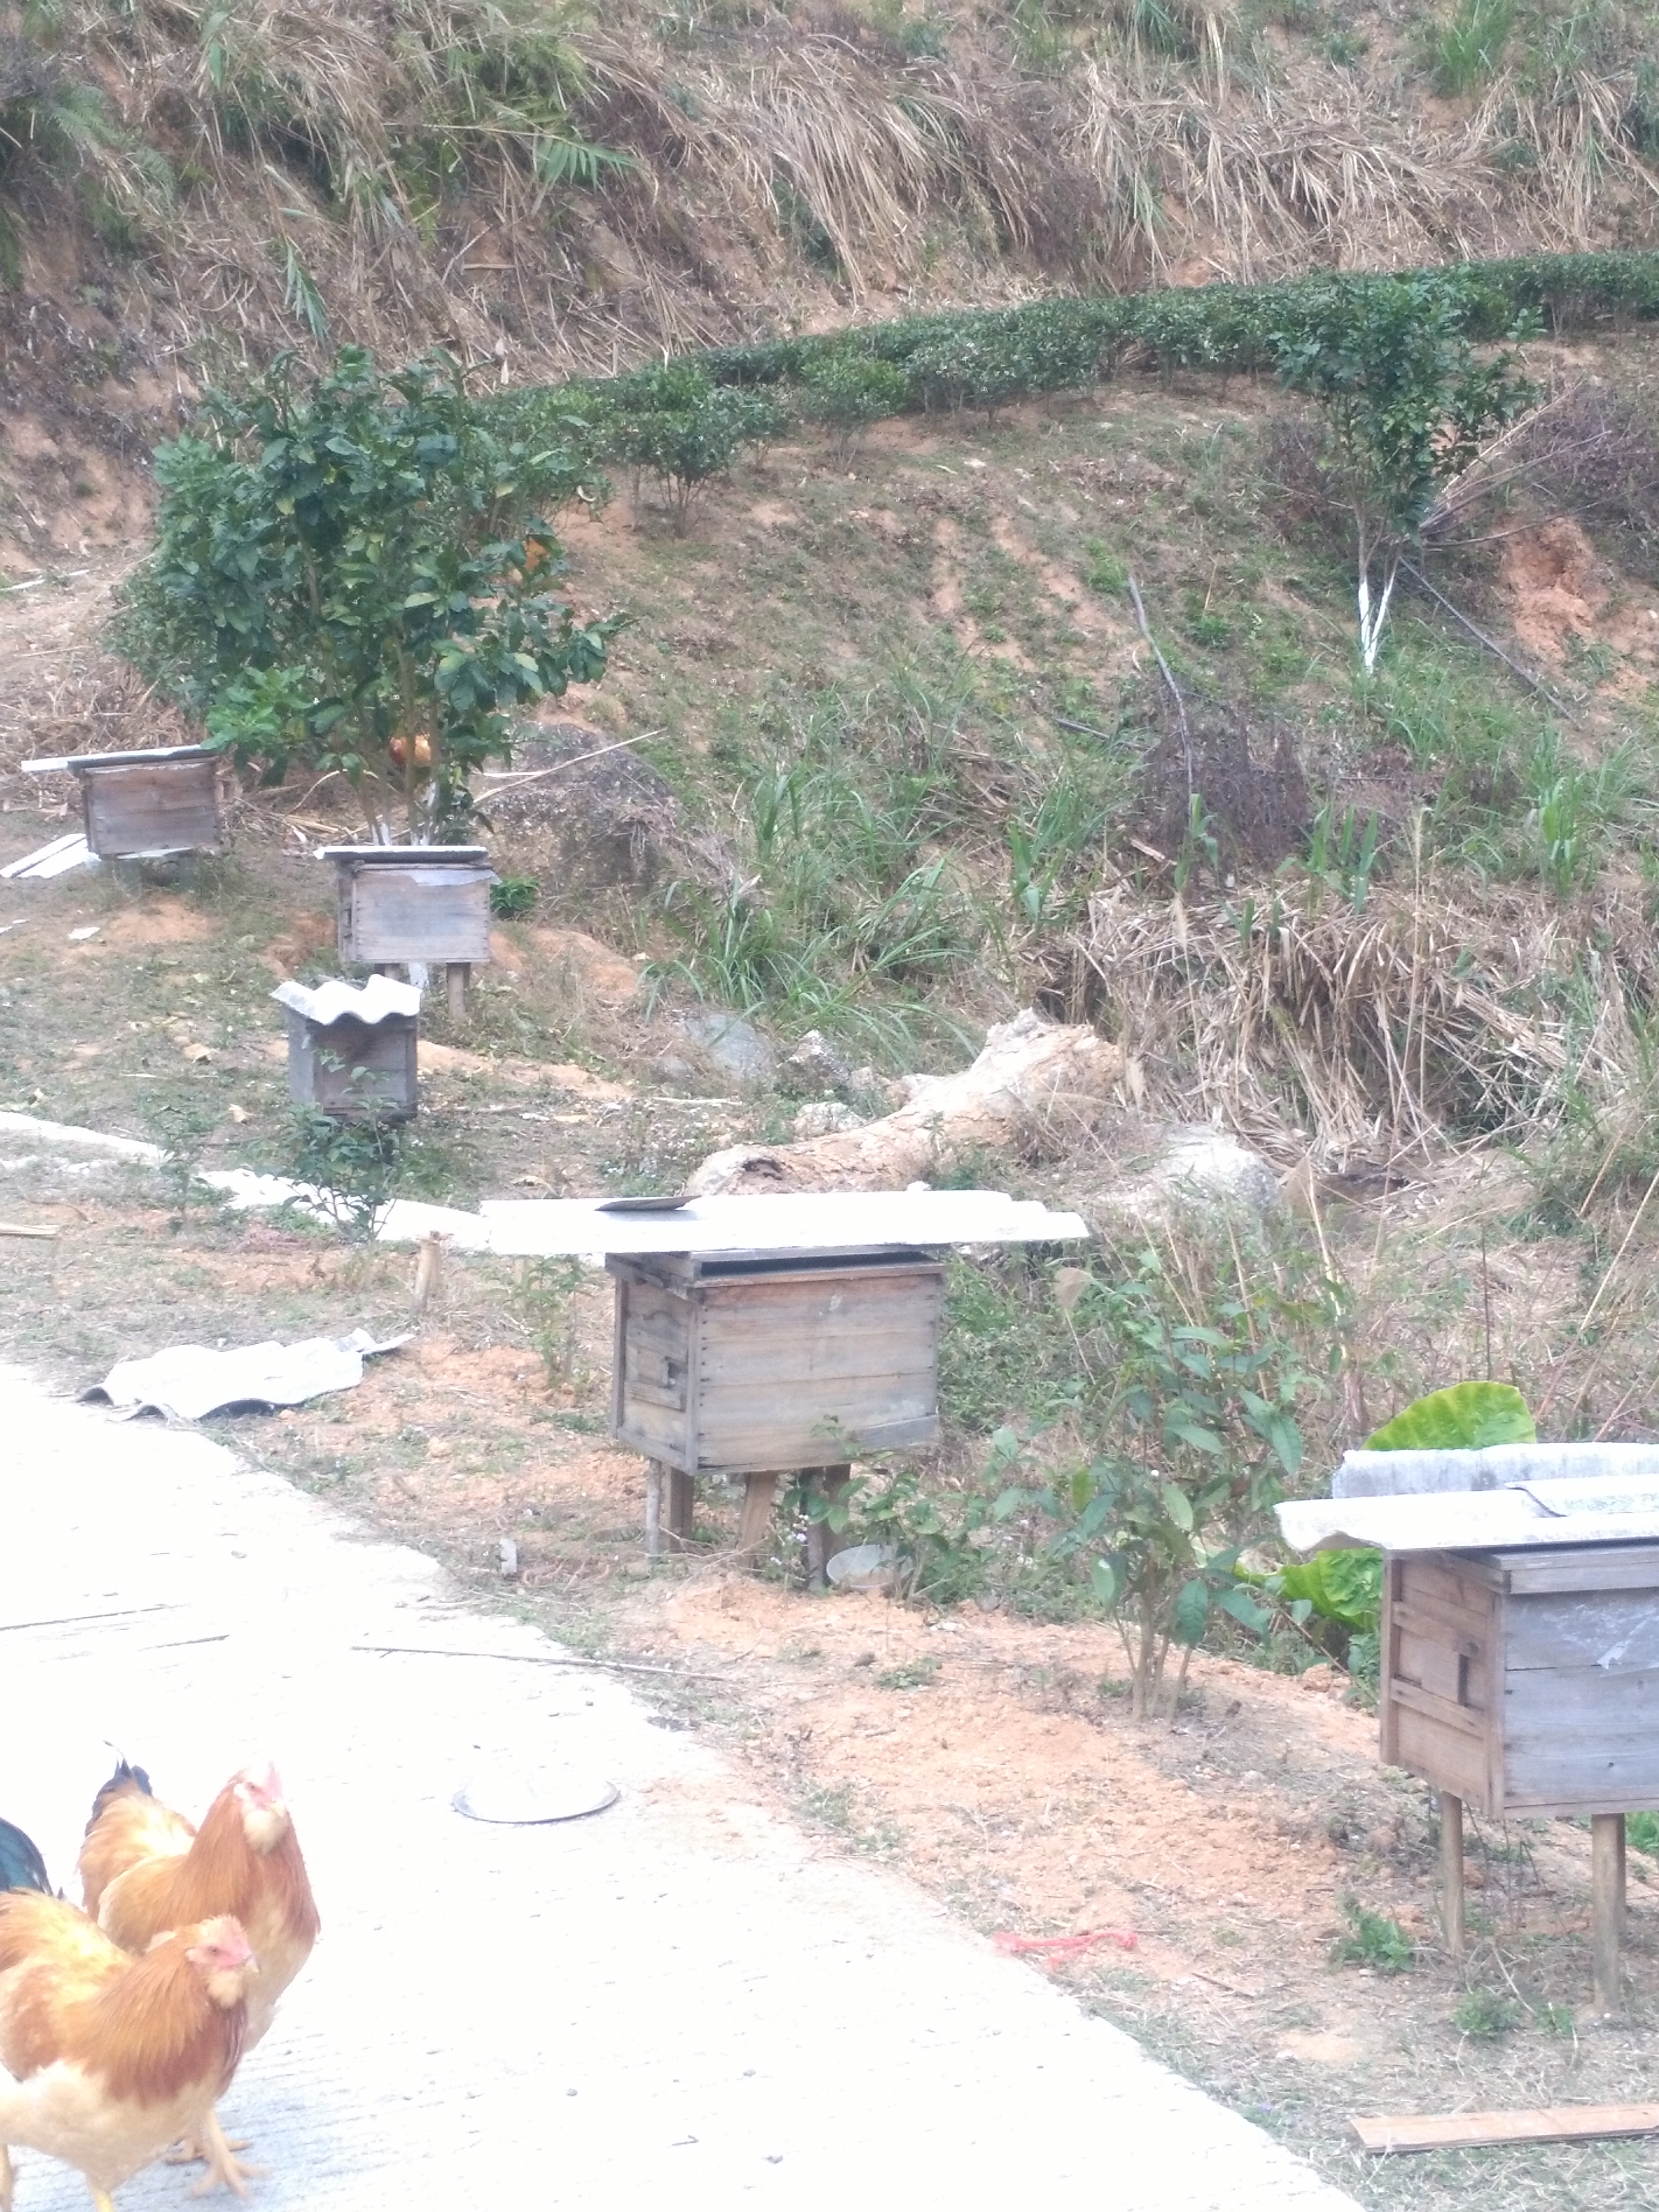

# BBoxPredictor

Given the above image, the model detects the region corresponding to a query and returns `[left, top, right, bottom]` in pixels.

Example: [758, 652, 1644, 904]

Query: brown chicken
[78, 1762, 320, 2197]
[0, 1891, 255, 2212]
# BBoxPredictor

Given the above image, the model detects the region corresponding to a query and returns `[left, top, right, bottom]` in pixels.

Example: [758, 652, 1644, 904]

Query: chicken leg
[170, 2109, 260, 2199]
[1, 2143, 12, 2212]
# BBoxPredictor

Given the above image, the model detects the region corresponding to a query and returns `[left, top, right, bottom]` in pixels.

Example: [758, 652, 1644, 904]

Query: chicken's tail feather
[0, 1815, 51, 1894]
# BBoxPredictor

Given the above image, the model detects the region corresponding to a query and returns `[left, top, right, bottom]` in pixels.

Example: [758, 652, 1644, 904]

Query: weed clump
[1333, 1900, 1417, 1972]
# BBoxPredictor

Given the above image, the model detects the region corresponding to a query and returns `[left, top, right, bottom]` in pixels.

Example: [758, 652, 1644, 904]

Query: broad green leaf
[1171, 1578, 1211, 1646]
[1364, 1382, 1535, 1453]
[1092, 1555, 1125, 1609]
[1271, 1548, 1384, 1632]
[1215, 1585, 1272, 1633]
[1164, 1413, 1225, 1454]
[1160, 1482, 1195, 1532]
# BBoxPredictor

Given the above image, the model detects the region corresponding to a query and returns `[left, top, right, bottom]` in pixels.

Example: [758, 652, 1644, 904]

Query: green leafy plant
[1271, 276, 1535, 672]
[1627, 1810, 1659, 1857]
[515, 1255, 588, 1388]
[806, 1462, 988, 1604]
[590, 363, 785, 529]
[1364, 1380, 1536, 1452]
[1452, 1987, 1522, 2037]
[490, 874, 540, 918]
[116, 346, 616, 841]
[1259, 1546, 1384, 1631]
[991, 1240, 1331, 1716]
[282, 1096, 409, 1239]
[874, 1654, 942, 1689]
[1300, 803, 1382, 911]
[795, 353, 910, 464]
[1333, 1899, 1416, 1972]
[138, 1087, 222, 1220]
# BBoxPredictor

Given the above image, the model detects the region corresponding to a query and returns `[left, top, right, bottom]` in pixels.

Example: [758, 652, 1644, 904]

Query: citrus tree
[116, 347, 618, 840]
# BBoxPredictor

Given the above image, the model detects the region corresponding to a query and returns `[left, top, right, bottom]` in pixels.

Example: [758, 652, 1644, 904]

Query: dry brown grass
[1073, 868, 1654, 1164]
[1468, 64, 1659, 248]
[5, 0, 1658, 384]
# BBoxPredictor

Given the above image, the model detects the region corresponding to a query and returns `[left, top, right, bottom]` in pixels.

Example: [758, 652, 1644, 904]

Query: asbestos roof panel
[1279, 1471, 1659, 1556]
[374, 1189, 1088, 1258]
[271, 975, 422, 1027]
[27, 744, 219, 772]
[1334, 1441, 1659, 1497]
[317, 846, 491, 866]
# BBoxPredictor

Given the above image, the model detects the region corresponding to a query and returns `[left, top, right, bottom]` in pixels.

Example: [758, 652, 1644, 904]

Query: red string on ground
[993, 1928, 1137, 1957]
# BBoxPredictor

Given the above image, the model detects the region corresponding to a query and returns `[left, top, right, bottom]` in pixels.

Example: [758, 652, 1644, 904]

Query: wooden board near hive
[607, 1250, 945, 1477]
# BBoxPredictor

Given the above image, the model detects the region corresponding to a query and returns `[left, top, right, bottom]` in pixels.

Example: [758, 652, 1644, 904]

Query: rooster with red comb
[78, 1761, 319, 2197]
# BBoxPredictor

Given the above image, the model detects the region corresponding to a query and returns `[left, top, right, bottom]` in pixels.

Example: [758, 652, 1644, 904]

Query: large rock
[687, 1011, 1123, 1193]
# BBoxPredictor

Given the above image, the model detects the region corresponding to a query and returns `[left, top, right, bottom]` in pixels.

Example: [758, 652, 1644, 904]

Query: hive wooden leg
[1440, 1791, 1465, 1960]
[446, 962, 470, 1022]
[643, 1463, 663, 1558]
[1593, 1813, 1624, 2013]
[738, 1473, 777, 1560]
[803, 1464, 852, 1591]
[666, 1468, 695, 1549]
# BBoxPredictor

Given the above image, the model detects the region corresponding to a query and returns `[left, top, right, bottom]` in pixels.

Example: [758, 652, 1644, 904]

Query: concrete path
[0, 1369, 1362, 2212]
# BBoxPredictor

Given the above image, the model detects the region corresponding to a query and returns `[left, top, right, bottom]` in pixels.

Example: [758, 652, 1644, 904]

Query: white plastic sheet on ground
[83, 1328, 409, 1421]
[0, 833, 96, 881]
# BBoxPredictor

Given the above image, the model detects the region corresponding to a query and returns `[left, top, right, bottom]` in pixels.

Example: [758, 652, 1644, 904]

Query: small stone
[780, 1028, 853, 1093]
[792, 1100, 864, 1139]
[681, 1010, 775, 1085]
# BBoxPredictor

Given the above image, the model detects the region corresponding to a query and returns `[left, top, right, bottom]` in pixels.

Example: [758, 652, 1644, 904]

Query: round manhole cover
[453, 1774, 619, 1824]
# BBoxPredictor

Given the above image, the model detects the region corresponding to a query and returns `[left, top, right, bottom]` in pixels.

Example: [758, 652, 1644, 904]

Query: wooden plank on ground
[1352, 2105, 1659, 2154]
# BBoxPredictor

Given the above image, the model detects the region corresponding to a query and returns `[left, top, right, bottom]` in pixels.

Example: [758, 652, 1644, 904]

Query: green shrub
[1452, 1988, 1522, 2037]
[795, 352, 910, 462]
[590, 363, 785, 527]
[988, 1233, 1334, 1715]
[117, 347, 614, 841]
[490, 874, 540, 917]
[1334, 1900, 1416, 1972]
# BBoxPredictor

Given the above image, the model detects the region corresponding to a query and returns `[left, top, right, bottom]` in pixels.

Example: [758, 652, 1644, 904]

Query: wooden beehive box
[281, 1006, 418, 1122]
[607, 1249, 945, 1476]
[1382, 1543, 1659, 1817]
[322, 847, 494, 968]
[67, 745, 226, 858]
